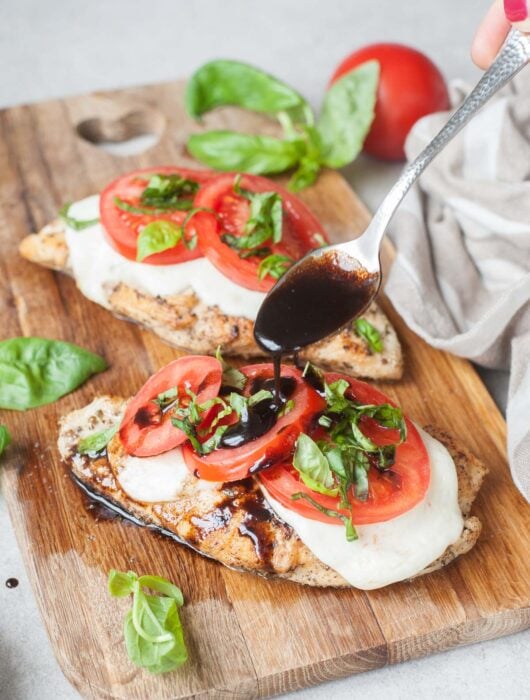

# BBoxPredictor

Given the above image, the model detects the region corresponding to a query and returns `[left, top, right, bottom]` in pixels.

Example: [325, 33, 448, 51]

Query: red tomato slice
[119, 355, 222, 457]
[191, 174, 329, 292]
[100, 166, 214, 265]
[182, 363, 326, 482]
[259, 373, 431, 525]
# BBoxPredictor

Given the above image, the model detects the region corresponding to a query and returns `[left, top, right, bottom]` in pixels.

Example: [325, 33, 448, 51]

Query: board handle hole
[76, 109, 165, 156]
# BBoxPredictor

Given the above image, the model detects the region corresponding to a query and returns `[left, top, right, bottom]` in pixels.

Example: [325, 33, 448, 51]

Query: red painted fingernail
[504, 0, 528, 22]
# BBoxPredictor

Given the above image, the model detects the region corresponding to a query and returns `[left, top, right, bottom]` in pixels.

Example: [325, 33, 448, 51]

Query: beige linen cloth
[385, 72, 530, 501]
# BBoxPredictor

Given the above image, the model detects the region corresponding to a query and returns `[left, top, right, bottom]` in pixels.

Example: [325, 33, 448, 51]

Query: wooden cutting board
[0, 80, 529, 700]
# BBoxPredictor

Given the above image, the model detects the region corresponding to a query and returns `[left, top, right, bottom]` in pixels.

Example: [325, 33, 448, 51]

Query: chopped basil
[292, 434, 338, 496]
[78, 424, 118, 455]
[154, 387, 179, 408]
[59, 202, 99, 231]
[257, 254, 293, 281]
[114, 197, 193, 216]
[354, 317, 383, 353]
[108, 569, 187, 674]
[0, 425, 11, 458]
[215, 347, 246, 391]
[291, 492, 357, 541]
[140, 173, 199, 210]
[136, 221, 183, 261]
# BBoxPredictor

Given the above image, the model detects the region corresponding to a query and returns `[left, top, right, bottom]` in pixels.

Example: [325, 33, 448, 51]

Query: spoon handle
[360, 29, 530, 257]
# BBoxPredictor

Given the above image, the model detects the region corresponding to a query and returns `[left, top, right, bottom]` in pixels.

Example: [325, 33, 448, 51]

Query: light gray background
[0, 1, 526, 699]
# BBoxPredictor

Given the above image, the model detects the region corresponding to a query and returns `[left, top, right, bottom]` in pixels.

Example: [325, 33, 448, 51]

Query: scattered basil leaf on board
[185, 59, 312, 124]
[317, 61, 379, 168]
[108, 569, 187, 675]
[59, 203, 100, 231]
[354, 317, 383, 353]
[187, 131, 301, 174]
[78, 424, 118, 455]
[0, 425, 11, 458]
[0, 338, 107, 411]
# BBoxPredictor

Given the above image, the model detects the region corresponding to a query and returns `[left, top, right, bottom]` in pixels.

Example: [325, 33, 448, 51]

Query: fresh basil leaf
[110, 570, 187, 675]
[353, 451, 370, 501]
[215, 347, 246, 391]
[136, 221, 182, 262]
[258, 254, 292, 280]
[324, 379, 351, 413]
[288, 158, 320, 192]
[350, 421, 378, 452]
[59, 202, 100, 231]
[78, 424, 118, 455]
[354, 317, 383, 353]
[108, 569, 138, 597]
[154, 387, 178, 408]
[185, 59, 312, 124]
[187, 131, 301, 175]
[0, 425, 11, 458]
[278, 398, 294, 418]
[0, 337, 107, 411]
[141, 174, 199, 210]
[317, 60, 379, 168]
[248, 389, 273, 406]
[293, 433, 338, 496]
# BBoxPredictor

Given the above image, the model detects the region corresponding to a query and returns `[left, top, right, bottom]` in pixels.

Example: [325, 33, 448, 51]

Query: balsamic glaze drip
[5, 578, 18, 589]
[301, 363, 325, 396]
[254, 250, 379, 355]
[219, 376, 296, 449]
[133, 404, 161, 428]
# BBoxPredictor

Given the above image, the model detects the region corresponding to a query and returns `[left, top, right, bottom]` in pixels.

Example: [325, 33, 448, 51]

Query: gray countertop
[0, 1, 526, 698]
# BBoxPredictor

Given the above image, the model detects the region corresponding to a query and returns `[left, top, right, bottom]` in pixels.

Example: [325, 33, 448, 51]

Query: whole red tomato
[330, 43, 450, 161]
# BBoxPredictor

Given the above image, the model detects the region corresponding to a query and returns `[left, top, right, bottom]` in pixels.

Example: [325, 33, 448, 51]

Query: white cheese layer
[260, 425, 464, 590]
[64, 195, 266, 319]
[116, 446, 221, 503]
[117, 447, 191, 503]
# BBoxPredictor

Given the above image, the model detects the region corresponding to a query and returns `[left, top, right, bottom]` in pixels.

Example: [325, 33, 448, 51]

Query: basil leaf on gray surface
[59, 202, 100, 231]
[317, 61, 379, 168]
[354, 317, 383, 353]
[0, 337, 107, 411]
[108, 569, 187, 675]
[187, 131, 301, 174]
[185, 59, 312, 124]
[0, 425, 11, 457]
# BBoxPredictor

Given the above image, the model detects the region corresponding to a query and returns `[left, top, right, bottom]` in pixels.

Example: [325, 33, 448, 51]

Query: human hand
[472, 0, 530, 69]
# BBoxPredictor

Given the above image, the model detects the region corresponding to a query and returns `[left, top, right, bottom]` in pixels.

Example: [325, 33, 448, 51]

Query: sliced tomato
[182, 363, 326, 482]
[119, 355, 222, 457]
[100, 166, 214, 265]
[191, 174, 329, 292]
[259, 373, 431, 525]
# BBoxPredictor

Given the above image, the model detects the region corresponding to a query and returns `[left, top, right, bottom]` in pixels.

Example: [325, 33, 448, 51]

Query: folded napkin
[386, 72, 530, 501]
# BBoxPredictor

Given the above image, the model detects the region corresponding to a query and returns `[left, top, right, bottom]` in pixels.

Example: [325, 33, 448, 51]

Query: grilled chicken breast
[20, 221, 403, 379]
[59, 396, 487, 588]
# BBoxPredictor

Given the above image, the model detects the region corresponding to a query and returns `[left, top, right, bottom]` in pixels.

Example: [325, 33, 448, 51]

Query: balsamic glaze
[254, 249, 379, 356]
[219, 376, 297, 449]
[133, 404, 161, 428]
[5, 578, 18, 589]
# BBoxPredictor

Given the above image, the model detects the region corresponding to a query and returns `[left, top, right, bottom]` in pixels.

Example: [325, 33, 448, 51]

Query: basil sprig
[0, 337, 107, 411]
[108, 569, 187, 675]
[291, 366, 406, 540]
[0, 425, 11, 458]
[186, 59, 379, 191]
[59, 202, 100, 230]
[354, 317, 383, 353]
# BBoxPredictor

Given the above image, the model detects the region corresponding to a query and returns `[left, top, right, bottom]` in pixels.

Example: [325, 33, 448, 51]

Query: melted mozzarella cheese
[65, 196, 266, 319]
[116, 446, 221, 503]
[260, 426, 464, 590]
[117, 448, 191, 503]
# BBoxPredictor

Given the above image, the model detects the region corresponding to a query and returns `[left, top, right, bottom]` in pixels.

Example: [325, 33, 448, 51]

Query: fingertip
[471, 1, 511, 69]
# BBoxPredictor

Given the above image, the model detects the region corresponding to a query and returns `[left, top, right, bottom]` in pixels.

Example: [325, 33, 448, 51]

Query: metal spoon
[254, 29, 530, 355]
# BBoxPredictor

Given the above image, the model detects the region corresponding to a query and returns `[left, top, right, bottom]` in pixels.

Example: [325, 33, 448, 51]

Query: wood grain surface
[0, 80, 529, 700]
